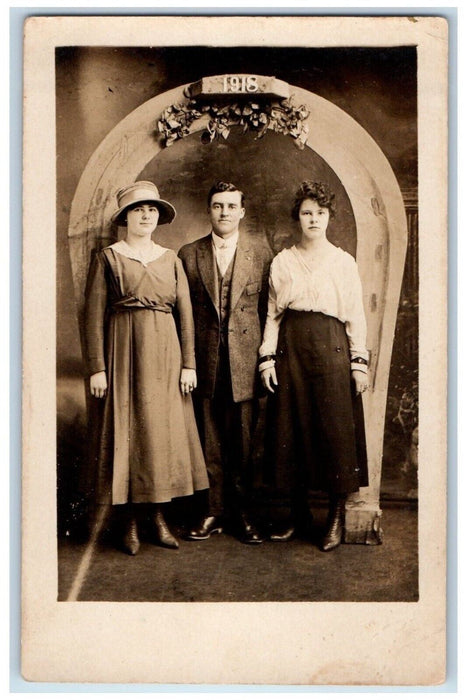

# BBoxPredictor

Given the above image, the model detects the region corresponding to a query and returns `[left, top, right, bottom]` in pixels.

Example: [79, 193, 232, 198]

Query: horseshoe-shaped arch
[68, 79, 408, 542]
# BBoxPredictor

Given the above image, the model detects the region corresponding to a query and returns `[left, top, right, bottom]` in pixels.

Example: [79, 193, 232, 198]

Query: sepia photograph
[22, 14, 448, 685]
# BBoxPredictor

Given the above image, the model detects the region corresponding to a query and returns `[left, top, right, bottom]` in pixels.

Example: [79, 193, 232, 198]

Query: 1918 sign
[189, 74, 290, 99]
[223, 75, 259, 93]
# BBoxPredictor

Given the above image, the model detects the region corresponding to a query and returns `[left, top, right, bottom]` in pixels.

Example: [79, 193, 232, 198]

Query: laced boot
[122, 515, 140, 556]
[321, 497, 346, 552]
[153, 507, 179, 549]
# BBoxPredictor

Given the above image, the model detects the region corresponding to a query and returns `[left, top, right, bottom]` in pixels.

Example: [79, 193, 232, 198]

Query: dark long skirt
[269, 310, 368, 500]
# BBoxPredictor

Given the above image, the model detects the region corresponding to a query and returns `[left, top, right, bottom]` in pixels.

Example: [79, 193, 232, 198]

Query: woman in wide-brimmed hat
[84, 181, 209, 555]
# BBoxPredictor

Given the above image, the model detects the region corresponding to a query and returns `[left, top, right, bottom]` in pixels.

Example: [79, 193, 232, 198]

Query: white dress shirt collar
[211, 231, 238, 277]
[211, 230, 239, 250]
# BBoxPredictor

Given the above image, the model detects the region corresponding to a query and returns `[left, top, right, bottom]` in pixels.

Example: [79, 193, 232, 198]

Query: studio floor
[57, 502, 418, 603]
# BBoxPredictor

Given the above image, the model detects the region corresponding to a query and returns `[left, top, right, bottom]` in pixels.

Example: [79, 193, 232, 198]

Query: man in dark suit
[179, 181, 273, 544]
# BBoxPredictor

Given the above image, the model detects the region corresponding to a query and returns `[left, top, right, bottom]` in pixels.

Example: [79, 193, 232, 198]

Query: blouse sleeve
[344, 257, 369, 371]
[258, 254, 288, 358]
[84, 252, 108, 376]
[175, 256, 196, 370]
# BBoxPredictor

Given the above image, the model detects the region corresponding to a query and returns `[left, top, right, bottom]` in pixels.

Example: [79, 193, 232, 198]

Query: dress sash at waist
[110, 296, 173, 314]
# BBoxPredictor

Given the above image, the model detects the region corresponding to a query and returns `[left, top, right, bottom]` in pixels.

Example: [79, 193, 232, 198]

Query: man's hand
[90, 370, 107, 398]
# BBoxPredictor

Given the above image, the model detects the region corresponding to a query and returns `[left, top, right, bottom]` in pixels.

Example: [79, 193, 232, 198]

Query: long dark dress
[84, 242, 209, 505]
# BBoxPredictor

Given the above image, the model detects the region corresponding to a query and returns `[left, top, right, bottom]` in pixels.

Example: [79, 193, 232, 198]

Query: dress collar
[109, 239, 169, 266]
[292, 243, 338, 272]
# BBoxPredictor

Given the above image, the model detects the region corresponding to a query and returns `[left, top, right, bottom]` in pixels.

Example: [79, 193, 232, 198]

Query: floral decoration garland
[157, 97, 310, 149]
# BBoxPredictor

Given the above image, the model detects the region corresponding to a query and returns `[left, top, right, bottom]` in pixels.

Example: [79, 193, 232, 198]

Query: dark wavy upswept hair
[291, 181, 336, 221]
[207, 181, 245, 207]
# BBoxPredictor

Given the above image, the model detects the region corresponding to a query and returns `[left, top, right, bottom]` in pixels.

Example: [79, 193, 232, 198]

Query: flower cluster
[157, 98, 310, 149]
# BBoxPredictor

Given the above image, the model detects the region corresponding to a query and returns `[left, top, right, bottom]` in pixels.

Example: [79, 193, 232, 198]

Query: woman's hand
[261, 366, 278, 393]
[180, 368, 197, 396]
[352, 369, 368, 395]
[90, 370, 107, 398]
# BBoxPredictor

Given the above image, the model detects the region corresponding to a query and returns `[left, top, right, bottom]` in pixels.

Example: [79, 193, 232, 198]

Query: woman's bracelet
[258, 354, 276, 365]
[351, 356, 368, 366]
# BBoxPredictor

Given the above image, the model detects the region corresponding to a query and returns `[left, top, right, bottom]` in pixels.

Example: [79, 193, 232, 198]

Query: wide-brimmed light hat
[111, 181, 176, 226]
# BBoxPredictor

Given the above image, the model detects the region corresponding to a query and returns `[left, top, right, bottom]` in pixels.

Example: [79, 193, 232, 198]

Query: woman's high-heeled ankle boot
[122, 513, 140, 556]
[321, 497, 346, 552]
[153, 507, 179, 549]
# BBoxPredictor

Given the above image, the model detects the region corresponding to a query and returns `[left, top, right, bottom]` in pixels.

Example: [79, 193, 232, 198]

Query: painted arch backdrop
[56, 48, 417, 535]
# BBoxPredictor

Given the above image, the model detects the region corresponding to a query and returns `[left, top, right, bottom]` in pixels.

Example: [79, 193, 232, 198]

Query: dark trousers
[195, 346, 256, 520]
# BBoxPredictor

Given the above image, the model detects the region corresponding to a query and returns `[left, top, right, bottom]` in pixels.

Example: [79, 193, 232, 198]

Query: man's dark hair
[207, 181, 245, 207]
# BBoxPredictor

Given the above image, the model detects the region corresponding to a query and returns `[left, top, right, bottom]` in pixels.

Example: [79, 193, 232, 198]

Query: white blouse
[259, 245, 369, 368]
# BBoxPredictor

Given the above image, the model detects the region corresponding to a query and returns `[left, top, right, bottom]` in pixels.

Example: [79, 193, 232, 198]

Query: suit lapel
[196, 235, 219, 317]
[230, 232, 253, 313]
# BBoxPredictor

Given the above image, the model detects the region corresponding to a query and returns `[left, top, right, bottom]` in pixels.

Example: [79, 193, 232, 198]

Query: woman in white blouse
[259, 181, 368, 551]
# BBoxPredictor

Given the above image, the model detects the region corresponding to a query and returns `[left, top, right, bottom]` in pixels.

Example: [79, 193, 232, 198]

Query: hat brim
[111, 198, 176, 226]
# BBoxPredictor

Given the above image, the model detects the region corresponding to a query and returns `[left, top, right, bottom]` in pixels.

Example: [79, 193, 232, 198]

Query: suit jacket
[179, 232, 273, 403]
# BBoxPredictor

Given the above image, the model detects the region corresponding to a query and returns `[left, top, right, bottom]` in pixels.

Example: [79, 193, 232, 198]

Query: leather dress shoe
[270, 512, 314, 542]
[186, 515, 223, 540]
[236, 517, 264, 545]
[321, 499, 345, 552]
[269, 524, 296, 542]
[153, 509, 179, 549]
[122, 517, 140, 556]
